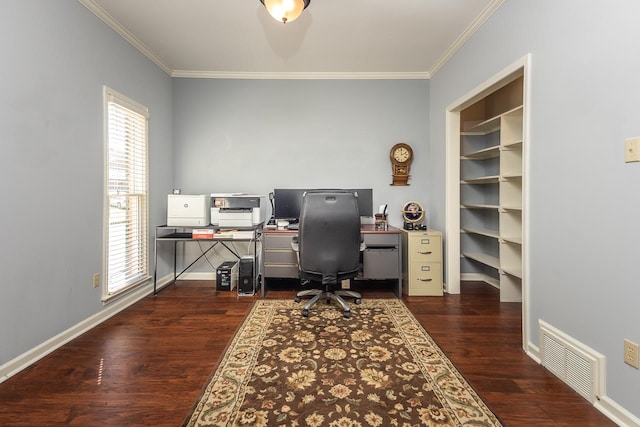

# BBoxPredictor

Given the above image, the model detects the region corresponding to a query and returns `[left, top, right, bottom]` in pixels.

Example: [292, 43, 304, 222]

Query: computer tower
[215, 261, 237, 291]
[238, 255, 255, 296]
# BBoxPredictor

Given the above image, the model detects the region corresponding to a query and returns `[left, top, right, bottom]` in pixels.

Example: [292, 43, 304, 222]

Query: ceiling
[80, 0, 503, 79]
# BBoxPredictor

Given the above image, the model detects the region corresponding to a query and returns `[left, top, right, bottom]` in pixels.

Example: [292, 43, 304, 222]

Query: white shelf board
[461, 203, 500, 210]
[500, 204, 522, 211]
[501, 173, 522, 180]
[462, 252, 500, 270]
[502, 105, 524, 117]
[462, 105, 523, 135]
[501, 266, 523, 279]
[501, 236, 522, 245]
[461, 145, 500, 160]
[461, 175, 500, 184]
[463, 116, 501, 135]
[462, 227, 500, 239]
[502, 140, 523, 148]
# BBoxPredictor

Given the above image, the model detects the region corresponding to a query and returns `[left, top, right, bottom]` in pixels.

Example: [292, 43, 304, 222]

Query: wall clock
[390, 143, 413, 186]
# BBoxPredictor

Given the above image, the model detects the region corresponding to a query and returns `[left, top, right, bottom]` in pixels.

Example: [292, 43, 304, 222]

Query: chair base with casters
[294, 281, 361, 318]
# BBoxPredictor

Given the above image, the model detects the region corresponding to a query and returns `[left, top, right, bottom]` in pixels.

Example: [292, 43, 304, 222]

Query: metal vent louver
[539, 320, 604, 403]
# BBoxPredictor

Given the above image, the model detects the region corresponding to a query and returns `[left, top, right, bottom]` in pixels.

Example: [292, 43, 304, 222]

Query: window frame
[102, 86, 150, 302]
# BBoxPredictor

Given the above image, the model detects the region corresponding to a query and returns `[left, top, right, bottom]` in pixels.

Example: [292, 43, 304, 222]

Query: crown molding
[79, 0, 500, 81]
[171, 70, 430, 80]
[77, 0, 172, 76]
[428, 0, 506, 78]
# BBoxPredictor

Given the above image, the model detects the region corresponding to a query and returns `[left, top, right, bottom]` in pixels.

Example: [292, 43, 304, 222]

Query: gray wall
[171, 78, 430, 227]
[428, 0, 640, 415]
[0, 1, 173, 366]
[3, 0, 640, 421]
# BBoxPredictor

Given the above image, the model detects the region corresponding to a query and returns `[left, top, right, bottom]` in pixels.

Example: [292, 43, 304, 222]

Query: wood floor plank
[0, 280, 617, 426]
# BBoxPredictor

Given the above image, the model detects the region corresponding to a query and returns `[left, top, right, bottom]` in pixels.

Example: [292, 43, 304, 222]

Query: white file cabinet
[401, 229, 443, 296]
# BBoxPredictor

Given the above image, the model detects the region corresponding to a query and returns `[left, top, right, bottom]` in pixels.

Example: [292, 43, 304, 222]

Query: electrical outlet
[624, 339, 639, 369]
[93, 273, 100, 288]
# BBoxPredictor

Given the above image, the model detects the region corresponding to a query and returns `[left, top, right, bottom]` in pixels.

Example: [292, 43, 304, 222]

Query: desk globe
[402, 201, 425, 230]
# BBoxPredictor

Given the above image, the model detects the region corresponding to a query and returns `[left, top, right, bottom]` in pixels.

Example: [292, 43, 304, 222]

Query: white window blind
[104, 87, 149, 300]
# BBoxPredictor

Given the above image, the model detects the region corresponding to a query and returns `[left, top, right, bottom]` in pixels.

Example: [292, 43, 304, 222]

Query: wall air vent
[539, 320, 605, 403]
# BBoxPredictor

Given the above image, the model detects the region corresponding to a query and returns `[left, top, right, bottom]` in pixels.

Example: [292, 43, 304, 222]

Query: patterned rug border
[183, 298, 503, 427]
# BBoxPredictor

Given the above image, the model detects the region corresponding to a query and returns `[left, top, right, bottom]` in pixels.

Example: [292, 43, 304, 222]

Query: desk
[261, 225, 402, 298]
[153, 225, 261, 295]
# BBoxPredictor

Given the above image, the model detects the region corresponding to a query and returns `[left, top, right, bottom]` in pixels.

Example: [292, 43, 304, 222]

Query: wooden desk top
[262, 224, 401, 234]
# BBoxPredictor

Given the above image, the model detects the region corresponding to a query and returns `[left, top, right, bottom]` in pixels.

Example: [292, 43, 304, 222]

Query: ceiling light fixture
[260, 0, 311, 24]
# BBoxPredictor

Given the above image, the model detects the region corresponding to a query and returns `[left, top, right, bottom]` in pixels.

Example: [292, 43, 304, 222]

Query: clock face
[393, 147, 410, 162]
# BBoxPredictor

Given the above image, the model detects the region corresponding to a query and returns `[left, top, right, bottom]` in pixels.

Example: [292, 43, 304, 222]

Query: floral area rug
[183, 299, 502, 427]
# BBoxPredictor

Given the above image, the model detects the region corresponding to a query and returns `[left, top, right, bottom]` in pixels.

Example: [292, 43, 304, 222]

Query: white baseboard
[179, 272, 216, 280]
[596, 396, 640, 427]
[0, 274, 173, 384]
[526, 342, 541, 364]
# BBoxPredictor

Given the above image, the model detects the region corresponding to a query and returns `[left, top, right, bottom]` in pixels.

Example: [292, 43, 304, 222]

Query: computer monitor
[273, 188, 373, 221]
[273, 188, 306, 221]
[351, 188, 373, 217]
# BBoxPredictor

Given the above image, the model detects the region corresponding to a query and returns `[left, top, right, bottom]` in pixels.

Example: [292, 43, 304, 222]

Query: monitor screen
[273, 189, 306, 221]
[351, 188, 373, 217]
[273, 188, 373, 220]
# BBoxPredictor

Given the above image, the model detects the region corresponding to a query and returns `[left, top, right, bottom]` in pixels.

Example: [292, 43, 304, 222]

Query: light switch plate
[625, 137, 640, 163]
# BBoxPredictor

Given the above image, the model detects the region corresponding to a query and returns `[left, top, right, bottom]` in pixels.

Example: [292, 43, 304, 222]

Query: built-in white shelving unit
[459, 78, 524, 302]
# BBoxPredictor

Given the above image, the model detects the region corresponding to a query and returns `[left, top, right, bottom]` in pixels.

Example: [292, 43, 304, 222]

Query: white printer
[167, 194, 211, 226]
[210, 194, 265, 228]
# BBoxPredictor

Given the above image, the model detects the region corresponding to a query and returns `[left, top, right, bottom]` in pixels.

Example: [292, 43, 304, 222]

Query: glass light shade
[263, 0, 306, 23]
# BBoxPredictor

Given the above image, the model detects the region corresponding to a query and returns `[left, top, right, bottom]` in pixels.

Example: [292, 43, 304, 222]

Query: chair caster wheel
[355, 298, 361, 304]
[294, 296, 301, 303]
[343, 311, 351, 318]
[302, 309, 309, 317]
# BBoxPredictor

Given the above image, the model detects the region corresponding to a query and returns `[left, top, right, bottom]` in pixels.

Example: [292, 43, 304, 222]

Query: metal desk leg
[153, 237, 159, 295]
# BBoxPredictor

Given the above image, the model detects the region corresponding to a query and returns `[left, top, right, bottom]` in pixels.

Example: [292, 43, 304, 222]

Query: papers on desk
[192, 229, 214, 239]
[213, 230, 255, 239]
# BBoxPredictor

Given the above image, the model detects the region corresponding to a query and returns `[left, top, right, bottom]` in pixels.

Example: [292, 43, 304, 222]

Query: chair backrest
[298, 190, 361, 285]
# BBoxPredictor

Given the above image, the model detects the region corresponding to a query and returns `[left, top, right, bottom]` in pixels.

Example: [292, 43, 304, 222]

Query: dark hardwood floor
[0, 280, 616, 426]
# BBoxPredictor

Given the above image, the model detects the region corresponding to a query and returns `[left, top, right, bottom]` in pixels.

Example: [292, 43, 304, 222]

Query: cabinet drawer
[405, 262, 442, 296]
[363, 247, 399, 279]
[263, 234, 296, 249]
[364, 233, 399, 247]
[263, 249, 297, 264]
[408, 234, 441, 262]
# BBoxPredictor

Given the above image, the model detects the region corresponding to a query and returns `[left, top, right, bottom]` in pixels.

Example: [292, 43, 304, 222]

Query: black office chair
[291, 190, 364, 318]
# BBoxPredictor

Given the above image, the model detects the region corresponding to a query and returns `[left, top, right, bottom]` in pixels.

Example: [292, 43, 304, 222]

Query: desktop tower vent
[539, 320, 604, 403]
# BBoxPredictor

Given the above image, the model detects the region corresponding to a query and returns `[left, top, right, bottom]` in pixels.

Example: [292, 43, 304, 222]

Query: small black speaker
[238, 255, 255, 295]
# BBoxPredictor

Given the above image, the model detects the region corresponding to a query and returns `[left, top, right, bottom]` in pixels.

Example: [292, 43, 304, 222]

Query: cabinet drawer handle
[418, 251, 432, 255]
[418, 278, 433, 282]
